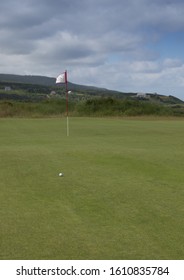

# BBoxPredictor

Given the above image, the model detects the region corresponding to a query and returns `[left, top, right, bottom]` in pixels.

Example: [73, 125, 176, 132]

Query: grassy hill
[0, 73, 184, 117]
[0, 73, 127, 98]
[0, 73, 55, 86]
[1, 73, 183, 103]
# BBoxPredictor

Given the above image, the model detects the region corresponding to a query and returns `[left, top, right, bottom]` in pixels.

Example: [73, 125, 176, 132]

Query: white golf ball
[59, 173, 63, 177]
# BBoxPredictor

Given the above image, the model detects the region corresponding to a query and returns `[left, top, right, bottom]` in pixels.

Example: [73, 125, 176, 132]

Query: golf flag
[56, 70, 69, 136]
[56, 72, 66, 84]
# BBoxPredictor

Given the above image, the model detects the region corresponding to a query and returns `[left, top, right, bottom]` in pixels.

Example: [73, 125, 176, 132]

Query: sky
[1, 0, 184, 100]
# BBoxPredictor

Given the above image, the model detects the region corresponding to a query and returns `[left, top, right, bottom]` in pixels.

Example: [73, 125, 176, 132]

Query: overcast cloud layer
[0, 0, 184, 99]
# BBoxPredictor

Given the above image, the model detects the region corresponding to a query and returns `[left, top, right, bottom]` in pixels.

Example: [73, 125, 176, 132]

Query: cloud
[163, 58, 183, 68]
[0, 0, 184, 99]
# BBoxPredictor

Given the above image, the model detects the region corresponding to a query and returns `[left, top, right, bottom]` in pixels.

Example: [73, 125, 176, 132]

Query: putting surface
[0, 117, 184, 259]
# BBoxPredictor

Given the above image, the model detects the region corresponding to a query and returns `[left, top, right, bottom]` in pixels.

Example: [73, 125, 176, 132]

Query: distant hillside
[1, 73, 184, 117]
[0, 73, 55, 86]
[0, 73, 125, 96]
[0, 73, 183, 105]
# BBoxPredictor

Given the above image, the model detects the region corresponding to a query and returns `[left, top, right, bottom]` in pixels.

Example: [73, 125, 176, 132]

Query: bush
[76, 98, 173, 117]
[0, 99, 75, 117]
[0, 97, 180, 118]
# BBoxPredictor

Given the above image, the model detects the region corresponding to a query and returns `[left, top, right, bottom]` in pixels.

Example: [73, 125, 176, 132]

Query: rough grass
[0, 117, 184, 259]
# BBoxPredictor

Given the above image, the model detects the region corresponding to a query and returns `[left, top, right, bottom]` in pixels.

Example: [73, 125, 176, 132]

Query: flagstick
[67, 115, 69, 137]
[65, 70, 69, 136]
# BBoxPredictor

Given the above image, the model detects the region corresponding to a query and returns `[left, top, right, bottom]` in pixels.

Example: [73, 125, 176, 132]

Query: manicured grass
[0, 117, 184, 259]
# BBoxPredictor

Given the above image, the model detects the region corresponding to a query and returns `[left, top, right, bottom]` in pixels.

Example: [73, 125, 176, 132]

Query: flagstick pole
[65, 70, 69, 136]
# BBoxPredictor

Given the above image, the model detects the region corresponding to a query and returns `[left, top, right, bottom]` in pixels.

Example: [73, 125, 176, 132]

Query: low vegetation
[0, 97, 184, 118]
[0, 75, 184, 117]
[76, 98, 175, 116]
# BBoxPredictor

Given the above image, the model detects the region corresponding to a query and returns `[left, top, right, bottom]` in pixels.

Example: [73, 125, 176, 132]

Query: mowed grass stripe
[0, 118, 184, 259]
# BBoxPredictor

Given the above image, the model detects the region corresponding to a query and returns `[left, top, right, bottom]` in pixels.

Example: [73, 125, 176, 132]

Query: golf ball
[59, 173, 63, 177]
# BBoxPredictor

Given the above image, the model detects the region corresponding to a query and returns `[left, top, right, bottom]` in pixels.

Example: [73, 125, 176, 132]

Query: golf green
[0, 117, 183, 259]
